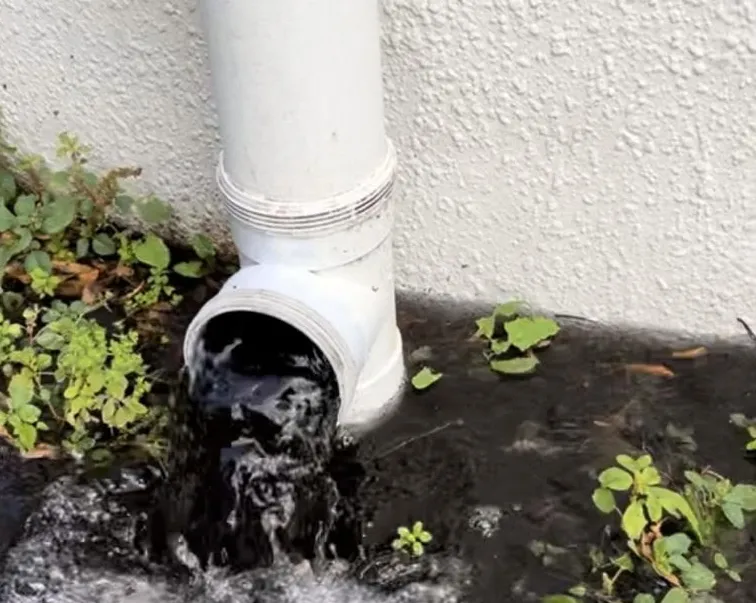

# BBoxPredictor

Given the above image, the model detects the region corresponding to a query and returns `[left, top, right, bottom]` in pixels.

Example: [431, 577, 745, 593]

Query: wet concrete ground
[2, 295, 756, 602]
[356, 297, 756, 602]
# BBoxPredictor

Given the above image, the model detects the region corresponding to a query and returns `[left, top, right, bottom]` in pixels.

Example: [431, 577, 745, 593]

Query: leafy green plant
[28, 267, 62, 298]
[411, 366, 442, 391]
[173, 233, 217, 278]
[0, 132, 150, 279]
[473, 301, 559, 375]
[0, 301, 151, 455]
[591, 454, 713, 591]
[0, 130, 219, 315]
[391, 521, 432, 557]
[545, 454, 756, 603]
[683, 468, 756, 546]
[729, 413, 756, 452]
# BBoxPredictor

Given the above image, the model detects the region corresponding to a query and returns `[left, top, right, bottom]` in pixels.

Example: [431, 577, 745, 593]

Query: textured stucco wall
[1, 0, 755, 335]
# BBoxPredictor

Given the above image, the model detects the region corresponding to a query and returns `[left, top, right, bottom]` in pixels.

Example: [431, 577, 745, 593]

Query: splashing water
[0, 313, 467, 602]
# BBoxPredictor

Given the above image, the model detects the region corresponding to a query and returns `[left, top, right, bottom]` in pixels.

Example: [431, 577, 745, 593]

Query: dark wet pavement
[2, 297, 756, 602]
[357, 298, 756, 602]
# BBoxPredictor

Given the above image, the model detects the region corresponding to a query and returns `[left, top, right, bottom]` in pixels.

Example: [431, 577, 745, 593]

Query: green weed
[391, 521, 433, 557]
[474, 301, 559, 375]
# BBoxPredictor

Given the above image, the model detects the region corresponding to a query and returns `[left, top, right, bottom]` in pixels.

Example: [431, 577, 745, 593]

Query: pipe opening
[191, 311, 341, 421]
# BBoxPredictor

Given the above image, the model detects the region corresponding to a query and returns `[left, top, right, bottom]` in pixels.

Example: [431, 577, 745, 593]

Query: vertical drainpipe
[184, 0, 406, 430]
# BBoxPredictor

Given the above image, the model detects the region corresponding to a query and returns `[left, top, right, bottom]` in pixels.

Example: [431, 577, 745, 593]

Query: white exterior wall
[1, 0, 755, 335]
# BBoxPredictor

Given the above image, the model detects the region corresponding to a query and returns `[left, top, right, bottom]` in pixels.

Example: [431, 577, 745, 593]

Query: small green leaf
[639, 466, 661, 486]
[646, 495, 663, 522]
[0, 171, 16, 202]
[173, 261, 205, 278]
[391, 539, 403, 551]
[9, 227, 32, 254]
[411, 541, 424, 556]
[24, 250, 52, 274]
[598, 467, 634, 491]
[14, 194, 36, 217]
[721, 501, 745, 529]
[1, 291, 24, 312]
[663, 533, 692, 556]
[490, 339, 511, 354]
[16, 404, 41, 424]
[494, 301, 522, 318]
[726, 569, 742, 582]
[648, 486, 702, 542]
[114, 195, 135, 214]
[622, 500, 647, 540]
[668, 554, 691, 572]
[113, 406, 133, 428]
[660, 588, 688, 603]
[474, 315, 495, 339]
[411, 366, 442, 391]
[106, 373, 128, 399]
[81, 171, 99, 187]
[8, 373, 34, 406]
[680, 561, 716, 591]
[504, 316, 560, 352]
[723, 484, 756, 511]
[616, 454, 639, 472]
[592, 487, 616, 513]
[76, 237, 90, 258]
[567, 585, 586, 597]
[730, 413, 750, 428]
[79, 197, 94, 218]
[92, 233, 116, 256]
[541, 597, 578, 603]
[684, 471, 707, 489]
[417, 530, 432, 543]
[41, 195, 76, 234]
[14, 422, 37, 451]
[190, 233, 215, 260]
[613, 552, 634, 571]
[489, 354, 539, 375]
[36, 330, 65, 350]
[397, 526, 410, 538]
[101, 399, 116, 425]
[713, 552, 728, 569]
[633, 595, 656, 603]
[49, 170, 70, 191]
[0, 203, 16, 230]
[133, 234, 171, 270]
[136, 197, 172, 224]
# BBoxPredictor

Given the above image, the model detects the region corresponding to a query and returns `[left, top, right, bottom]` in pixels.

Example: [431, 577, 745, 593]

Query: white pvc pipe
[200, 0, 388, 202]
[186, 0, 406, 430]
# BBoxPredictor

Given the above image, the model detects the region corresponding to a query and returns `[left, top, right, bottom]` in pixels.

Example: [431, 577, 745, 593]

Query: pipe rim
[183, 289, 361, 411]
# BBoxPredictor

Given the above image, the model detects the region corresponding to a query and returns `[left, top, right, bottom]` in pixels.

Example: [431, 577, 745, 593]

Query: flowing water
[1, 299, 756, 602]
[0, 310, 466, 602]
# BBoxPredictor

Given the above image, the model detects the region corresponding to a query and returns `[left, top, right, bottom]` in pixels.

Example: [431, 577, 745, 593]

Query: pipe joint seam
[218, 140, 397, 236]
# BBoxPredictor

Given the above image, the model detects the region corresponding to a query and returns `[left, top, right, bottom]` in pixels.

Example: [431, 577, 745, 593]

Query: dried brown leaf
[4, 263, 30, 283]
[52, 260, 94, 275]
[22, 444, 60, 459]
[113, 263, 134, 279]
[625, 363, 676, 378]
[670, 346, 707, 359]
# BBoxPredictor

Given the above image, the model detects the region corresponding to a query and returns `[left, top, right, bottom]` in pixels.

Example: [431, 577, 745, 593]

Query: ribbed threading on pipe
[218, 141, 397, 236]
